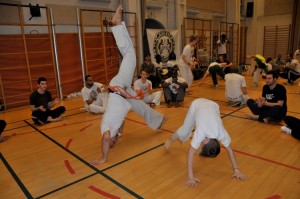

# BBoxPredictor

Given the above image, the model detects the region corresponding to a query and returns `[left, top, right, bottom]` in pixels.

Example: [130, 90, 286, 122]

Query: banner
[146, 29, 180, 64]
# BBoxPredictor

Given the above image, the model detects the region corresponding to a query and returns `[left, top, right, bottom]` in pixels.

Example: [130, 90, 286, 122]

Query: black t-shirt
[262, 84, 287, 113]
[216, 59, 230, 65]
[29, 90, 52, 109]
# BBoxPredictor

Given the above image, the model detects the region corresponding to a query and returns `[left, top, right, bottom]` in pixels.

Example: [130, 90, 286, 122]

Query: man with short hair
[200, 62, 227, 87]
[218, 54, 233, 74]
[30, 77, 66, 125]
[81, 75, 108, 114]
[246, 71, 287, 123]
[165, 98, 247, 186]
[134, 69, 162, 107]
[225, 67, 249, 106]
[178, 34, 199, 88]
[162, 71, 188, 107]
[246, 54, 268, 87]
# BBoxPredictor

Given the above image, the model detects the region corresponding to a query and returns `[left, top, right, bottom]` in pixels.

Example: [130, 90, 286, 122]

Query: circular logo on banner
[153, 30, 175, 63]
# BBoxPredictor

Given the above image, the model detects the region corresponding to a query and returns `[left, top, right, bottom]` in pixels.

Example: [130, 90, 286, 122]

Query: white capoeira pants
[101, 22, 164, 137]
[85, 92, 108, 114]
[178, 61, 193, 88]
[253, 68, 262, 85]
[142, 91, 162, 105]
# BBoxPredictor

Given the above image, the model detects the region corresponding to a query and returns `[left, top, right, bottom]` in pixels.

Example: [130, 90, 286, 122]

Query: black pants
[0, 120, 6, 135]
[284, 116, 300, 140]
[279, 69, 300, 83]
[247, 99, 286, 122]
[32, 106, 66, 123]
[209, 65, 225, 85]
[163, 86, 186, 103]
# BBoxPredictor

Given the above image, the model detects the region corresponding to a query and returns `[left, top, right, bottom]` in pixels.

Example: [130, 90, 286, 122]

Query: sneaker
[253, 82, 258, 87]
[281, 126, 292, 134]
[214, 84, 218, 87]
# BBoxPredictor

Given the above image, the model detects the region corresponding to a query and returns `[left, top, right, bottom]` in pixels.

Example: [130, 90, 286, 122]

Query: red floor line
[88, 185, 120, 199]
[231, 148, 300, 171]
[79, 124, 92, 132]
[65, 139, 73, 150]
[13, 114, 299, 172]
[64, 160, 75, 174]
[265, 194, 281, 199]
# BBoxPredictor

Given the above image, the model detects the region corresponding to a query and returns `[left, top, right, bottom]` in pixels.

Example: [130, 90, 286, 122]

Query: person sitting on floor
[279, 57, 300, 85]
[225, 67, 249, 106]
[81, 75, 108, 114]
[162, 70, 188, 108]
[246, 71, 287, 123]
[281, 116, 300, 140]
[30, 77, 66, 125]
[134, 69, 163, 107]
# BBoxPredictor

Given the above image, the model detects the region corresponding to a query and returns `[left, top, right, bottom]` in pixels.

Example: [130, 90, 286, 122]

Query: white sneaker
[281, 126, 292, 134]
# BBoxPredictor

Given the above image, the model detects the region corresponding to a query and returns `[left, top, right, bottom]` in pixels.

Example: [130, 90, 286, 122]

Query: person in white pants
[225, 67, 249, 106]
[81, 75, 108, 114]
[165, 98, 247, 186]
[178, 35, 199, 89]
[134, 69, 162, 107]
[92, 5, 165, 165]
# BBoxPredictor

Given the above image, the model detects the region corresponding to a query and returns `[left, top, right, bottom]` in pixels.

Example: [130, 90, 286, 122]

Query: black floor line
[35, 173, 97, 199]
[23, 120, 143, 199]
[0, 153, 34, 199]
[102, 143, 164, 172]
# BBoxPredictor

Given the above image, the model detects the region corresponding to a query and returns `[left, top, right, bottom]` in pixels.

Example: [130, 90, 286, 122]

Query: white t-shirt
[179, 44, 194, 65]
[81, 82, 103, 102]
[217, 40, 227, 54]
[191, 98, 231, 149]
[133, 79, 152, 97]
[164, 76, 186, 84]
[225, 73, 246, 101]
[291, 59, 300, 73]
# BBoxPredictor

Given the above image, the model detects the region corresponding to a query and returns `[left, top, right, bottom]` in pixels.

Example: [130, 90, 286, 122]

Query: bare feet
[0, 136, 6, 143]
[246, 113, 259, 120]
[112, 5, 122, 25]
[164, 139, 172, 149]
[263, 118, 269, 123]
[91, 158, 106, 165]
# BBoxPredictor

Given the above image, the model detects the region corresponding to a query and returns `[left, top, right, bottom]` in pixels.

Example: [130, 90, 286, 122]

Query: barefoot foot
[164, 139, 172, 150]
[91, 158, 106, 165]
[112, 5, 122, 25]
[246, 113, 259, 120]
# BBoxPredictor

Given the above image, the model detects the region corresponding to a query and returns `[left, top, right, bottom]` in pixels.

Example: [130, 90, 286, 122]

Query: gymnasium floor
[0, 72, 299, 199]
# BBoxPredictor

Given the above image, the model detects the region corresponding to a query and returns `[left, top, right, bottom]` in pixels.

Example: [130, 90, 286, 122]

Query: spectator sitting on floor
[246, 71, 287, 123]
[162, 70, 188, 108]
[225, 67, 249, 106]
[134, 69, 163, 107]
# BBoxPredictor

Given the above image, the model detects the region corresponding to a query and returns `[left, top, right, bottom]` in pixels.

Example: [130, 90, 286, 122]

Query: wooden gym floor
[0, 72, 300, 199]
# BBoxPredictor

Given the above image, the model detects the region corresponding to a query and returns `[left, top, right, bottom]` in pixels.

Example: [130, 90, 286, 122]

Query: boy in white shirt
[165, 98, 247, 186]
[225, 67, 249, 106]
[134, 69, 162, 107]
